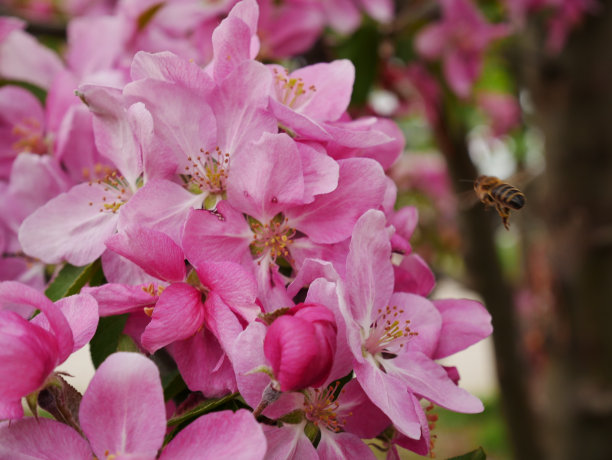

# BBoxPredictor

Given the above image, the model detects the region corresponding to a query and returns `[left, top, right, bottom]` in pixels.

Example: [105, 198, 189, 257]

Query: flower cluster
[0, 0, 493, 458]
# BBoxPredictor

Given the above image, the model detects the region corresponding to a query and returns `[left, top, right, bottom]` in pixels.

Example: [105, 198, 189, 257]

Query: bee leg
[496, 205, 511, 230]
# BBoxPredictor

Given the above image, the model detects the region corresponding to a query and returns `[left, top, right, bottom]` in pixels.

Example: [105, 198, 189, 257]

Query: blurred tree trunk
[524, 5, 612, 460]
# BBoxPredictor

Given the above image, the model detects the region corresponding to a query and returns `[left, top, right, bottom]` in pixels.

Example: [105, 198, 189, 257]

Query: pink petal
[101, 250, 160, 285]
[443, 50, 477, 99]
[415, 24, 447, 59]
[118, 180, 202, 247]
[394, 254, 436, 297]
[160, 410, 266, 460]
[170, 330, 237, 396]
[345, 210, 394, 328]
[287, 158, 387, 244]
[386, 351, 484, 413]
[80, 353, 166, 459]
[336, 379, 391, 439]
[211, 15, 252, 83]
[353, 361, 422, 439]
[130, 51, 215, 91]
[182, 202, 252, 266]
[83, 283, 159, 316]
[268, 97, 332, 141]
[105, 226, 186, 283]
[79, 84, 144, 188]
[0, 311, 58, 418]
[318, 431, 377, 460]
[263, 423, 319, 460]
[297, 142, 339, 203]
[323, 0, 361, 34]
[32, 293, 99, 351]
[0, 281, 73, 361]
[432, 298, 492, 359]
[196, 262, 258, 322]
[204, 291, 247, 355]
[19, 182, 120, 265]
[359, 0, 394, 22]
[0, 418, 91, 459]
[289, 60, 354, 121]
[0, 28, 64, 89]
[227, 132, 305, 221]
[389, 292, 441, 358]
[141, 283, 204, 353]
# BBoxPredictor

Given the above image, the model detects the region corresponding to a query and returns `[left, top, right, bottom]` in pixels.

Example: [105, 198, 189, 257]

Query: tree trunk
[524, 5, 612, 459]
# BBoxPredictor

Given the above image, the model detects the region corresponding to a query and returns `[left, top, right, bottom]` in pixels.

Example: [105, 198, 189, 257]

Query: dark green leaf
[447, 446, 487, 460]
[163, 371, 188, 402]
[166, 393, 238, 426]
[45, 259, 102, 302]
[89, 315, 129, 369]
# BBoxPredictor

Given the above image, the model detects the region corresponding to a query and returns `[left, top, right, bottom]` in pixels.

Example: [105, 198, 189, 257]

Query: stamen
[302, 382, 348, 433]
[184, 147, 230, 195]
[364, 305, 418, 357]
[11, 118, 47, 155]
[88, 171, 133, 214]
[272, 68, 317, 110]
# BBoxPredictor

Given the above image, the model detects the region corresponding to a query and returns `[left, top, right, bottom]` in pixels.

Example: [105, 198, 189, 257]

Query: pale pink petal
[141, 283, 204, 353]
[297, 142, 339, 203]
[359, 0, 394, 22]
[287, 158, 387, 244]
[385, 351, 484, 413]
[263, 423, 318, 460]
[268, 98, 332, 141]
[79, 85, 144, 187]
[322, 118, 392, 148]
[353, 361, 422, 439]
[0, 418, 91, 459]
[19, 182, 120, 265]
[211, 60, 276, 158]
[393, 393, 431, 455]
[345, 210, 394, 327]
[83, 283, 159, 316]
[415, 24, 447, 59]
[318, 431, 376, 460]
[101, 250, 160, 285]
[32, 293, 99, 351]
[161, 410, 266, 460]
[80, 353, 166, 459]
[394, 254, 436, 297]
[323, 0, 361, 34]
[204, 292, 247, 355]
[105, 226, 186, 283]
[170, 330, 237, 396]
[118, 180, 202, 246]
[290, 60, 354, 121]
[228, 132, 305, 221]
[211, 15, 252, 83]
[432, 299, 492, 359]
[0, 29, 64, 89]
[443, 50, 477, 99]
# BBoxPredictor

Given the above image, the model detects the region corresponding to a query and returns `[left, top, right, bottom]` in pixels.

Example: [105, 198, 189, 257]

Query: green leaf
[166, 393, 238, 427]
[447, 447, 487, 460]
[163, 371, 188, 402]
[89, 315, 129, 369]
[45, 259, 103, 302]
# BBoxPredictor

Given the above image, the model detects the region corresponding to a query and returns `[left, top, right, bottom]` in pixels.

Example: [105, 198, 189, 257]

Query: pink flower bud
[263, 303, 337, 392]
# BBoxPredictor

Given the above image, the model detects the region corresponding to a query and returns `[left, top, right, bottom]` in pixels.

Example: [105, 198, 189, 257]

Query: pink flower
[0, 352, 267, 459]
[264, 303, 337, 392]
[323, 0, 394, 34]
[416, 0, 509, 98]
[477, 92, 521, 137]
[0, 281, 98, 419]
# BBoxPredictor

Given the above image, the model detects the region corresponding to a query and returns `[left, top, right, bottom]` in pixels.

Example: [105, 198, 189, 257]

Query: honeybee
[474, 175, 525, 230]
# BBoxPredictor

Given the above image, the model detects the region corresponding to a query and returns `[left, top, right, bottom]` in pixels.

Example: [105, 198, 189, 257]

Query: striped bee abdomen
[491, 183, 525, 210]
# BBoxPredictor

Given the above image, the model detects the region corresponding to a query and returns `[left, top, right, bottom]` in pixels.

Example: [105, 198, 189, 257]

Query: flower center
[273, 68, 316, 110]
[81, 163, 115, 181]
[88, 172, 133, 214]
[184, 147, 230, 195]
[248, 214, 296, 264]
[302, 383, 348, 433]
[364, 305, 418, 357]
[11, 118, 47, 155]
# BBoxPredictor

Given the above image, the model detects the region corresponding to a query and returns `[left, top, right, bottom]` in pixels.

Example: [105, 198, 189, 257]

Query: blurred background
[2, 0, 611, 459]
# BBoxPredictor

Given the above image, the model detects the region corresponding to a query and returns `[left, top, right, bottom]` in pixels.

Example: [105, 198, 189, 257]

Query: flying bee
[474, 175, 525, 230]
